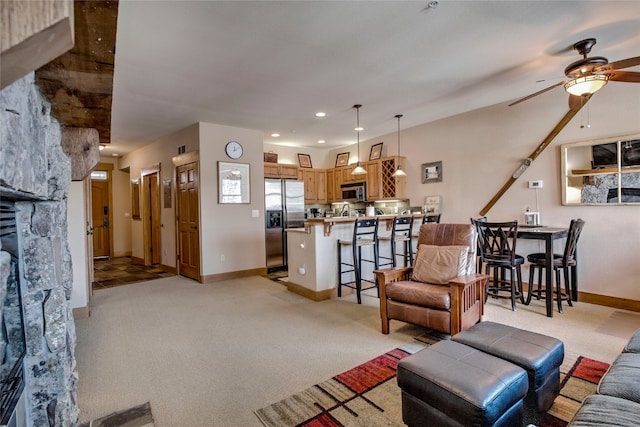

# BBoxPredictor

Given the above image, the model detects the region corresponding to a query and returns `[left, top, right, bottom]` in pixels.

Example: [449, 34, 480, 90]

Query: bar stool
[525, 219, 585, 313]
[474, 220, 525, 311]
[337, 217, 379, 304]
[379, 215, 414, 268]
[411, 213, 441, 258]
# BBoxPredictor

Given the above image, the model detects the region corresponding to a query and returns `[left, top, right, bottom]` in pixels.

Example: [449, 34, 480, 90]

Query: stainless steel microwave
[340, 182, 366, 202]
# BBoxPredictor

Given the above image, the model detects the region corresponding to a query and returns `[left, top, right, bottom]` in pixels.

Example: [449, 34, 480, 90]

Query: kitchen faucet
[341, 203, 349, 216]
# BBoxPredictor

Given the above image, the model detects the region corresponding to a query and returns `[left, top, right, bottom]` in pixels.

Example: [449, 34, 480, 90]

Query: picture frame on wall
[421, 161, 443, 184]
[298, 153, 313, 168]
[335, 152, 350, 167]
[369, 142, 383, 160]
[218, 162, 251, 203]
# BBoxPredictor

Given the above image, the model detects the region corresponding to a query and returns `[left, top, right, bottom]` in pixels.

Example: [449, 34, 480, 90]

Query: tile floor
[93, 257, 175, 290]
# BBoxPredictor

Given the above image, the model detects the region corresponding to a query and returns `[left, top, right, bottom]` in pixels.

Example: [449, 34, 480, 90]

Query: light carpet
[255, 345, 609, 427]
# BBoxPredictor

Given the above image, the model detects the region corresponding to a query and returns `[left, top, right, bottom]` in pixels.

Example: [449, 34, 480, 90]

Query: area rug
[255, 346, 609, 427]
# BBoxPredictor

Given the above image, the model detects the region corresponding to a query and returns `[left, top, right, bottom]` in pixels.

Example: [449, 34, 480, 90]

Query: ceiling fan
[509, 38, 640, 108]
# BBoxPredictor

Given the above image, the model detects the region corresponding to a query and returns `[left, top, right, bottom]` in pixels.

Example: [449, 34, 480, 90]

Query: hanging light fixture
[392, 114, 406, 177]
[351, 104, 367, 175]
[564, 74, 608, 96]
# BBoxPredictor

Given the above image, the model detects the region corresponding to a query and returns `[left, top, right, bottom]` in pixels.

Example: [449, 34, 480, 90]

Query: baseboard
[72, 306, 90, 319]
[161, 264, 177, 274]
[131, 256, 144, 266]
[113, 250, 132, 258]
[286, 281, 337, 301]
[522, 282, 640, 313]
[201, 267, 267, 283]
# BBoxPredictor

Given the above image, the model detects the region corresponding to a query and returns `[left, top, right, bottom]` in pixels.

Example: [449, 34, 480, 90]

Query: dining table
[517, 226, 575, 317]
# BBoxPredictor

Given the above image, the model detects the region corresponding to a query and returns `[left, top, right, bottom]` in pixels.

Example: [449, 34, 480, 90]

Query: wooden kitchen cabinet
[326, 169, 336, 202]
[365, 157, 406, 201]
[264, 163, 299, 179]
[302, 168, 327, 203]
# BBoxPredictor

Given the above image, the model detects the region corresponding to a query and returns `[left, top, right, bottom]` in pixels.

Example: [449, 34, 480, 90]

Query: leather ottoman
[452, 321, 564, 412]
[397, 340, 528, 427]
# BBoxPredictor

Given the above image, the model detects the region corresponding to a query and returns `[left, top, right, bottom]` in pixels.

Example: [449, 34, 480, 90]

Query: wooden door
[91, 180, 110, 258]
[177, 162, 200, 280]
[84, 177, 94, 300]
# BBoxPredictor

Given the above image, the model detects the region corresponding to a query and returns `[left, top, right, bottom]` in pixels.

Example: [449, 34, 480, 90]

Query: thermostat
[528, 180, 543, 189]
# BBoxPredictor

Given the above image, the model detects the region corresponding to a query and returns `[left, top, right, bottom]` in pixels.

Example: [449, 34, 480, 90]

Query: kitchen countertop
[305, 213, 435, 236]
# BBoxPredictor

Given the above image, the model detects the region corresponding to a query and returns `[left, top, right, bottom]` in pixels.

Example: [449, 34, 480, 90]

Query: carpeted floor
[255, 344, 609, 427]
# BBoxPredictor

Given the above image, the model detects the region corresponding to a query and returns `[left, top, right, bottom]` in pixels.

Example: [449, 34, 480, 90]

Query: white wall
[199, 123, 265, 275]
[68, 180, 88, 310]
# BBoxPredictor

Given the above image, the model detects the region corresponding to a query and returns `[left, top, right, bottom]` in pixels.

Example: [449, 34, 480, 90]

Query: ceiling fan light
[351, 162, 367, 175]
[564, 74, 608, 96]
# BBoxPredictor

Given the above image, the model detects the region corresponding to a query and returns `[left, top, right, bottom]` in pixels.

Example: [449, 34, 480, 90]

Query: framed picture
[335, 152, 350, 167]
[131, 179, 141, 219]
[369, 142, 383, 160]
[421, 161, 443, 184]
[298, 153, 312, 168]
[218, 162, 250, 204]
[264, 152, 278, 163]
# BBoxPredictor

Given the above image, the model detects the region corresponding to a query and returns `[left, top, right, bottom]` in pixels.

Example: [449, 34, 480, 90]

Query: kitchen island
[285, 214, 433, 301]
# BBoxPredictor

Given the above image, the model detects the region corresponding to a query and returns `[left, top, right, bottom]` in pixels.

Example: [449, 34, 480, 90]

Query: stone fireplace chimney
[1, 73, 79, 426]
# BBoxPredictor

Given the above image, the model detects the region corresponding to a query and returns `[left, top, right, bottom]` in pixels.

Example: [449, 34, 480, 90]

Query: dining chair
[474, 220, 524, 311]
[525, 219, 585, 313]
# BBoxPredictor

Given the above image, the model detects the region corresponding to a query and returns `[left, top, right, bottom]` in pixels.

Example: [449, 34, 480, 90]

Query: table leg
[545, 237, 553, 317]
[571, 247, 578, 301]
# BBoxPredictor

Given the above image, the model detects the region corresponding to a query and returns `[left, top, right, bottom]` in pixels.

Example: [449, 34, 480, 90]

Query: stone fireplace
[1, 74, 78, 425]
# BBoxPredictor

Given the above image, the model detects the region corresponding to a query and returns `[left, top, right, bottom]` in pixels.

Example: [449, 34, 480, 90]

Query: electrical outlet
[220, 254, 225, 262]
[528, 180, 543, 189]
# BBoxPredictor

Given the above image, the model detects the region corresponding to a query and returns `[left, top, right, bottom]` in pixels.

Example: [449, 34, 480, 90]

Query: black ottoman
[397, 340, 528, 427]
[452, 321, 564, 412]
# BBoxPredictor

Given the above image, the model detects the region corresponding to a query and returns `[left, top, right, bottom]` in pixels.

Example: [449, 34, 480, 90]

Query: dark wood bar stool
[379, 215, 414, 268]
[337, 217, 379, 304]
[474, 220, 525, 311]
[525, 219, 585, 313]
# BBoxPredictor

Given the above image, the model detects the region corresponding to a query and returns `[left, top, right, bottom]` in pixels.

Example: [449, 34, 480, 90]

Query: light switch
[251, 209, 259, 218]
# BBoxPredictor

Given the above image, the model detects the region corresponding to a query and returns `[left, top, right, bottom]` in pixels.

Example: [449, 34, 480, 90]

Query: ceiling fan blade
[606, 70, 640, 83]
[508, 81, 564, 107]
[595, 56, 640, 72]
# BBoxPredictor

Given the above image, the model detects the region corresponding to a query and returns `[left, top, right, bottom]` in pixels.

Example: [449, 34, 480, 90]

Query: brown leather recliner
[374, 223, 489, 335]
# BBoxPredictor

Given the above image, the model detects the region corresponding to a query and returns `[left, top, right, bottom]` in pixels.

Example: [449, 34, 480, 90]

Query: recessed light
[271, 133, 280, 137]
[317, 140, 325, 144]
[355, 127, 363, 131]
[111, 153, 119, 157]
[315, 112, 326, 117]
[99, 145, 105, 151]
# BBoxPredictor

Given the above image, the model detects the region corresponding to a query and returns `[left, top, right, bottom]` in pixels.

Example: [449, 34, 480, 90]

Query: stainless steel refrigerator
[265, 179, 305, 271]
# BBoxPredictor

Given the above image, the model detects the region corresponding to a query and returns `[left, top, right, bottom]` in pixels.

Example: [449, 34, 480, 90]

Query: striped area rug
[255, 346, 609, 427]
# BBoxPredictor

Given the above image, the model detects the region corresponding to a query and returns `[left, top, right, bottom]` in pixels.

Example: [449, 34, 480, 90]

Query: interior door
[143, 171, 161, 265]
[91, 179, 110, 258]
[177, 162, 201, 280]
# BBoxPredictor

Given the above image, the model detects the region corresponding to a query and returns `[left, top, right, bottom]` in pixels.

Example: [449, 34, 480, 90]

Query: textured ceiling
[105, 1, 639, 155]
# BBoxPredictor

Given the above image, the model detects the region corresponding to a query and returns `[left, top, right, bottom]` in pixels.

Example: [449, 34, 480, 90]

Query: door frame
[141, 164, 162, 266]
[91, 163, 114, 259]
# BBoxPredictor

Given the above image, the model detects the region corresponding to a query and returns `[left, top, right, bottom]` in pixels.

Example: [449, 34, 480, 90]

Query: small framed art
[218, 162, 251, 204]
[335, 152, 350, 167]
[298, 153, 312, 168]
[421, 161, 443, 184]
[369, 142, 383, 160]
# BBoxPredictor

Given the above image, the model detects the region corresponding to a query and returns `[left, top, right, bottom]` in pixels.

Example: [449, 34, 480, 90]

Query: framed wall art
[218, 162, 250, 204]
[421, 161, 443, 184]
[298, 153, 312, 168]
[369, 142, 383, 160]
[131, 179, 141, 219]
[335, 152, 350, 167]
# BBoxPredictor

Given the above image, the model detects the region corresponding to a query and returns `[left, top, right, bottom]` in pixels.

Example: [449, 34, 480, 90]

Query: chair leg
[525, 265, 534, 305]
[555, 268, 563, 313]
[516, 265, 524, 304]
[337, 241, 342, 297]
[510, 267, 517, 311]
[354, 245, 361, 304]
[563, 267, 573, 307]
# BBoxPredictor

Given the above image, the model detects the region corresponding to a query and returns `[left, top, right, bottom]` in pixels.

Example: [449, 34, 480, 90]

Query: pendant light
[392, 114, 406, 177]
[351, 104, 367, 175]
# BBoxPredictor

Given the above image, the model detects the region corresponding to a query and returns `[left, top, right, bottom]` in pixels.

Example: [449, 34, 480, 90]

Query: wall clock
[225, 141, 243, 159]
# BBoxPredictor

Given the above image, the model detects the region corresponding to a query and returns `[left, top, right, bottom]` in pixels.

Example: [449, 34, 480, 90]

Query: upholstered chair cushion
[411, 244, 469, 285]
[418, 223, 477, 275]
